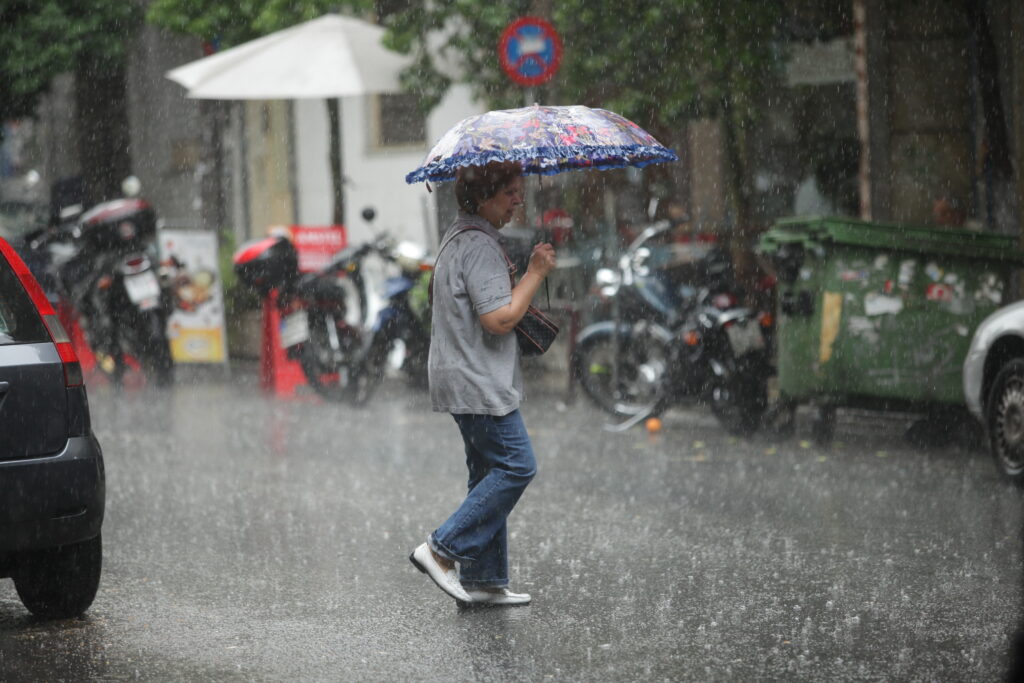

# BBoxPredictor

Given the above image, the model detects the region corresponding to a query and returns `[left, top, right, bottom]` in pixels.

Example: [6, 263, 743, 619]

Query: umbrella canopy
[165, 14, 410, 99]
[406, 105, 678, 184]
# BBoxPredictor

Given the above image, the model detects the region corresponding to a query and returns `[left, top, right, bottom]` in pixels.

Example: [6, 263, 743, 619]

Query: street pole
[853, 0, 872, 221]
[524, 87, 539, 231]
[327, 98, 345, 227]
[854, 0, 891, 222]
[604, 188, 620, 396]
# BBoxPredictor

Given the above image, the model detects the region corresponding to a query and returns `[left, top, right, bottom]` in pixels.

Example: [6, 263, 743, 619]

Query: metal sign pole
[499, 16, 562, 234]
[524, 87, 539, 231]
[605, 188, 621, 396]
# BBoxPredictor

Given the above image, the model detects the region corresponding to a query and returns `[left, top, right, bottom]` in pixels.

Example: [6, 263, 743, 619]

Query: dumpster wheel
[764, 397, 797, 438]
[811, 404, 836, 447]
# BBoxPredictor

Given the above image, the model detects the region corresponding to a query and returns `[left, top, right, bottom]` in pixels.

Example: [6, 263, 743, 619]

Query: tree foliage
[145, 0, 787, 215]
[382, 1, 786, 144]
[145, 0, 374, 224]
[0, 0, 140, 122]
[146, 0, 371, 48]
[383, 0, 790, 288]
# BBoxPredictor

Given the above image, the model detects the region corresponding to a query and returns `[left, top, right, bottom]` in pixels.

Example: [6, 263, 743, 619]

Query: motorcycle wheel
[572, 325, 672, 418]
[137, 310, 174, 387]
[348, 342, 387, 406]
[709, 353, 769, 436]
[298, 311, 383, 405]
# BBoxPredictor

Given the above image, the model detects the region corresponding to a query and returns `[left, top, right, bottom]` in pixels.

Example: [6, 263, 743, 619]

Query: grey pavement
[0, 360, 1021, 681]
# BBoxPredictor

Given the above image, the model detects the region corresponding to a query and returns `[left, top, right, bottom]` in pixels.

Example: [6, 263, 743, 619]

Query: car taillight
[0, 238, 84, 386]
[41, 314, 84, 386]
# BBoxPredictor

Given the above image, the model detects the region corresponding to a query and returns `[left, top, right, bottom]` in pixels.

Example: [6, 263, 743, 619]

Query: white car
[963, 300, 1024, 483]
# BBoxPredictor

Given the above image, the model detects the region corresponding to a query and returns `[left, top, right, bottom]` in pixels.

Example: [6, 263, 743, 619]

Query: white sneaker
[460, 587, 532, 607]
[409, 543, 471, 603]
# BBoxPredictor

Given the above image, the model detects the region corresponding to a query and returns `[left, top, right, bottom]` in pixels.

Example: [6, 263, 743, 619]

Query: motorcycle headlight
[394, 240, 427, 273]
[594, 267, 620, 297]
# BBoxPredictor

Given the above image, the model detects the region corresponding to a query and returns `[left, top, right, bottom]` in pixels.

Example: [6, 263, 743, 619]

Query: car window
[0, 258, 50, 345]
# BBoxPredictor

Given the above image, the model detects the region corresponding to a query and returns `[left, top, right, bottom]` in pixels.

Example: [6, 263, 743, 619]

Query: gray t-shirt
[429, 212, 523, 415]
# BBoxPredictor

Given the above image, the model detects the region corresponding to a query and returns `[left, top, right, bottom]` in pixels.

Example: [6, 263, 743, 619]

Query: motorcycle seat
[295, 275, 349, 303]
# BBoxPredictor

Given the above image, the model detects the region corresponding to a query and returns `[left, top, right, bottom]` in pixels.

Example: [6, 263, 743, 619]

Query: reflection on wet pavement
[1, 369, 1020, 680]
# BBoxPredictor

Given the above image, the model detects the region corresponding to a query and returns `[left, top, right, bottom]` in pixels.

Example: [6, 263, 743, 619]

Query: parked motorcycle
[233, 217, 432, 404]
[25, 191, 175, 387]
[572, 222, 773, 434]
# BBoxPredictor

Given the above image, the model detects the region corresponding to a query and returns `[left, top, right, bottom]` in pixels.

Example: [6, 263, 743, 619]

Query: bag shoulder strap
[429, 226, 549, 309]
[429, 226, 514, 304]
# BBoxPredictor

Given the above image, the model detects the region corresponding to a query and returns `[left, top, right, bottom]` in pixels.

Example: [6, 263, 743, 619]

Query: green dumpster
[759, 216, 1024, 436]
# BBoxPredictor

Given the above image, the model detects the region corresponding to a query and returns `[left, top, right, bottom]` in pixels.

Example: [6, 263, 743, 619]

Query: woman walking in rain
[409, 161, 556, 607]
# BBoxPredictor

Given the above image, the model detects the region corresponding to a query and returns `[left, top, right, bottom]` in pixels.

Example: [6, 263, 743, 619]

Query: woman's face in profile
[478, 176, 525, 228]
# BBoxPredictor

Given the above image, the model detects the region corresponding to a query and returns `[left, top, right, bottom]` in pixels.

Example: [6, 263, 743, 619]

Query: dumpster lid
[761, 215, 1024, 264]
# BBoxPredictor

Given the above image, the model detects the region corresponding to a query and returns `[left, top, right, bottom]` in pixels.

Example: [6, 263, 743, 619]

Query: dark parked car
[0, 236, 104, 617]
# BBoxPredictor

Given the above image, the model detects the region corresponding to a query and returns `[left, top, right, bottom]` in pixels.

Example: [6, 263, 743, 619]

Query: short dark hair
[454, 161, 522, 214]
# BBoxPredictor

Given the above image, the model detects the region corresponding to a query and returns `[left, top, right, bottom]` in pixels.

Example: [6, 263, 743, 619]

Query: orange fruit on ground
[645, 417, 662, 433]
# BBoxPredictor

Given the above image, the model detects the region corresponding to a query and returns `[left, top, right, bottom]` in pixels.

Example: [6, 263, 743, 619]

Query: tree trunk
[327, 98, 344, 226]
[967, 0, 1017, 233]
[200, 100, 227, 233]
[720, 97, 761, 303]
[73, 54, 132, 205]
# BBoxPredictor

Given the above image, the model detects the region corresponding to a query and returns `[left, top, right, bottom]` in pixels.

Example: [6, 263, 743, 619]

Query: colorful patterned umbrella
[405, 104, 678, 184]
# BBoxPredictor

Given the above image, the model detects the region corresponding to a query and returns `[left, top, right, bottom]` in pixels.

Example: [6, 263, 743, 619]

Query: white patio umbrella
[166, 14, 412, 224]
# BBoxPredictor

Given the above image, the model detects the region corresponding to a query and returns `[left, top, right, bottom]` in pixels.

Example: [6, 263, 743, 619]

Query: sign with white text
[290, 225, 348, 273]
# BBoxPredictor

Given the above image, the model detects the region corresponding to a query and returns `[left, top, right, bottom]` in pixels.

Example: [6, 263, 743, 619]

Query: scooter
[26, 186, 175, 387]
[572, 221, 773, 434]
[233, 210, 432, 404]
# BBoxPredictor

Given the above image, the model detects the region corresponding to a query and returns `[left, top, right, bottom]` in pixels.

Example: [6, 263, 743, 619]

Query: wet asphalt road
[1, 362, 1022, 681]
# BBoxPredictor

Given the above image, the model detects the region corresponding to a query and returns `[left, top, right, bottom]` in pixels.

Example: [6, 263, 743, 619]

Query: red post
[259, 290, 308, 398]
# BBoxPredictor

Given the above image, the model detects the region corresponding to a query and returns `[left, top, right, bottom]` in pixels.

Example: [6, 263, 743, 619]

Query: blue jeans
[430, 409, 537, 589]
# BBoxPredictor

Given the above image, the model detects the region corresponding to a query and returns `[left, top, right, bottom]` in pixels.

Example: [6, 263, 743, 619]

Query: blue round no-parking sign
[499, 17, 563, 87]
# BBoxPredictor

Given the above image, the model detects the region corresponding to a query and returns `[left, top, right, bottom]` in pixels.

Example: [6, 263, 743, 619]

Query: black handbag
[515, 304, 559, 357]
[431, 226, 559, 356]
